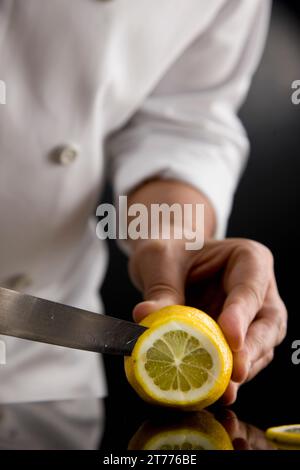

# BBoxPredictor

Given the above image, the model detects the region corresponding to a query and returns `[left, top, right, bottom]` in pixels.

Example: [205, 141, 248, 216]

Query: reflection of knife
[0, 287, 146, 356]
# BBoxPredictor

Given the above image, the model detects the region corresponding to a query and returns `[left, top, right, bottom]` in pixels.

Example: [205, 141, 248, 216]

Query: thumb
[130, 242, 186, 323]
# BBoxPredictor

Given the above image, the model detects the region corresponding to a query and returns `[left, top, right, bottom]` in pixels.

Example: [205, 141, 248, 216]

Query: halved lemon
[128, 411, 233, 450]
[125, 305, 232, 410]
[266, 425, 300, 445]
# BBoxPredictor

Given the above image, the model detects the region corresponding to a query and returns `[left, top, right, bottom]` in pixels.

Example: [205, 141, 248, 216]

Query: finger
[216, 410, 251, 450]
[232, 438, 251, 450]
[216, 412, 248, 446]
[218, 242, 272, 351]
[216, 408, 275, 450]
[132, 301, 163, 322]
[268, 276, 288, 345]
[244, 282, 287, 365]
[246, 350, 274, 382]
[245, 316, 278, 367]
[219, 381, 239, 406]
[129, 241, 186, 322]
[215, 410, 250, 449]
[231, 349, 250, 383]
[215, 409, 239, 436]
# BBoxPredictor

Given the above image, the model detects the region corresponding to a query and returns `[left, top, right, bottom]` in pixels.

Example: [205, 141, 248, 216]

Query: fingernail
[132, 301, 157, 322]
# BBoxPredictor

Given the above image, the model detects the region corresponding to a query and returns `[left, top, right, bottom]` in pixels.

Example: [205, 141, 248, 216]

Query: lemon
[267, 442, 300, 450]
[124, 305, 232, 410]
[128, 411, 233, 450]
[266, 425, 300, 445]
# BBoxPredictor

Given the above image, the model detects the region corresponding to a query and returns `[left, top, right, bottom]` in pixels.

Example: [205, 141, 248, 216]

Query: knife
[0, 287, 147, 355]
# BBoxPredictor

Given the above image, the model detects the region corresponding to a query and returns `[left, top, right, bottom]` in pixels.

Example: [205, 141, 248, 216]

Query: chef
[0, 0, 287, 405]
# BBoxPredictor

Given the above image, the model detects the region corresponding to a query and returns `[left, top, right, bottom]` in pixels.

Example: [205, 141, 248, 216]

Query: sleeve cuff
[112, 135, 248, 243]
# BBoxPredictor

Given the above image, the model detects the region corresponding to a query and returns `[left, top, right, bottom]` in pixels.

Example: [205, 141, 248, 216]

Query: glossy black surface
[1, 0, 299, 454]
[0, 387, 295, 451]
[0, 363, 298, 452]
[0, 397, 276, 451]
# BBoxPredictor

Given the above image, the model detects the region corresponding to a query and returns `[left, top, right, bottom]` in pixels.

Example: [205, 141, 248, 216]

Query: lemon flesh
[145, 330, 213, 393]
[125, 306, 232, 410]
[139, 323, 219, 403]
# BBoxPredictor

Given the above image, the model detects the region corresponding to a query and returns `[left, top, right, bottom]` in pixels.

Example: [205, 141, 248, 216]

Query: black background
[100, 0, 300, 449]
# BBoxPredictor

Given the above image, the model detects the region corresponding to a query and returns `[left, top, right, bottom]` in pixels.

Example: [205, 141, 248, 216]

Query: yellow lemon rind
[266, 425, 300, 445]
[125, 306, 232, 410]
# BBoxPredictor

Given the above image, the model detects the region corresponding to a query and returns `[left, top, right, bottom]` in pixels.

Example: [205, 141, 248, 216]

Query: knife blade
[0, 287, 147, 355]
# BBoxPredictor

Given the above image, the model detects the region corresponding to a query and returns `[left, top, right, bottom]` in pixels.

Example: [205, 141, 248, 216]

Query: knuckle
[252, 320, 276, 359]
[277, 306, 288, 343]
[266, 349, 275, 364]
[248, 350, 274, 382]
[251, 333, 266, 359]
[234, 241, 255, 260]
[234, 281, 264, 310]
[129, 240, 175, 285]
[257, 351, 274, 374]
[257, 243, 274, 265]
[257, 335, 267, 356]
[238, 239, 261, 253]
[246, 283, 264, 307]
[146, 282, 184, 303]
[237, 240, 274, 267]
[136, 239, 170, 258]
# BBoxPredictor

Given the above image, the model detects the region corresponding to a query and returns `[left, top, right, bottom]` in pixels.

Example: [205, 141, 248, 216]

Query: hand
[129, 237, 287, 404]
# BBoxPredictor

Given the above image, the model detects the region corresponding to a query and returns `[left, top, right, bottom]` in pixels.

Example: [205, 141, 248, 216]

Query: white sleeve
[108, 0, 271, 239]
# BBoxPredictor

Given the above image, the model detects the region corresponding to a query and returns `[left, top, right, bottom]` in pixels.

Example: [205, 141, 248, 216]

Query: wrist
[125, 179, 216, 254]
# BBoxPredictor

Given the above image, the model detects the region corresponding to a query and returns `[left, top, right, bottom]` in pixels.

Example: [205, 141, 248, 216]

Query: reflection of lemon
[125, 306, 232, 410]
[268, 442, 300, 450]
[128, 410, 233, 450]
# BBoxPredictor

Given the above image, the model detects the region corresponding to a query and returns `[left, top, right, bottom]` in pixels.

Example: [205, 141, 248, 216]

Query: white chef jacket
[0, 0, 270, 403]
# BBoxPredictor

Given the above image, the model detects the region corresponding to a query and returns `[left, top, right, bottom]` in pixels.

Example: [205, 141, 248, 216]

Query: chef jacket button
[2, 274, 33, 291]
[52, 144, 79, 166]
